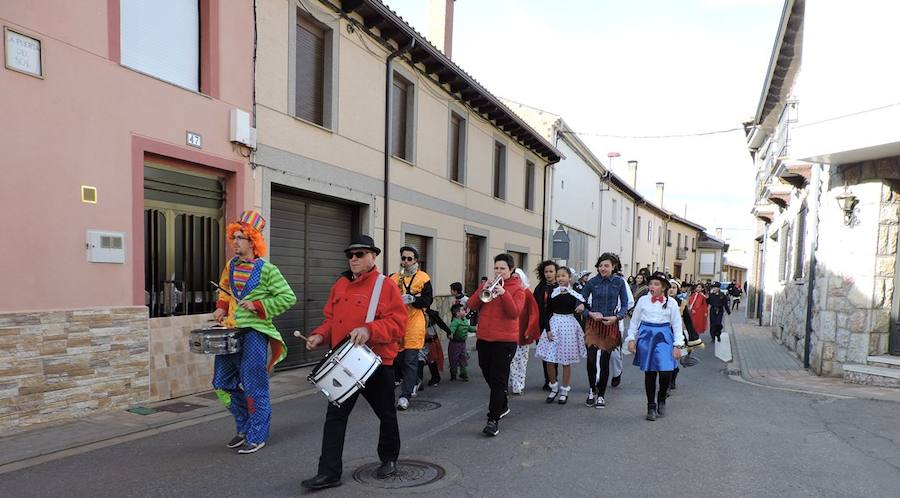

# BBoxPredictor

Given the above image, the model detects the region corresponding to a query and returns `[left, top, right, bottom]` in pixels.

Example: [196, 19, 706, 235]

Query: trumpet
[480, 275, 505, 302]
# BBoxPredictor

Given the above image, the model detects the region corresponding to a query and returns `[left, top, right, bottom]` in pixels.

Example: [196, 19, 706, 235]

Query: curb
[0, 381, 319, 473]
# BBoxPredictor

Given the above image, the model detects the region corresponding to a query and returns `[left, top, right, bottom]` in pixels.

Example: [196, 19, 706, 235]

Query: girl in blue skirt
[625, 272, 684, 421]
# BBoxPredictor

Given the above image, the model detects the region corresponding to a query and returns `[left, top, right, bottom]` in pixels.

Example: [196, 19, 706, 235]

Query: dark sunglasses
[346, 251, 369, 259]
[401, 256, 415, 262]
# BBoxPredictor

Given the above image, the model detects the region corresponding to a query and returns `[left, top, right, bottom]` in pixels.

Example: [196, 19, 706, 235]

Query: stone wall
[0, 307, 150, 431]
[806, 162, 900, 376]
[148, 314, 216, 401]
[772, 281, 808, 357]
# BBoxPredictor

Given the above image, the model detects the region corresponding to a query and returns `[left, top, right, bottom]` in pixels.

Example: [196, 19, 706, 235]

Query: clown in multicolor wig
[212, 210, 296, 454]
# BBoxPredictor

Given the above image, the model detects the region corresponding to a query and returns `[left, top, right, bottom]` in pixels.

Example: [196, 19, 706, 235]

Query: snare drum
[308, 338, 382, 406]
[189, 327, 243, 355]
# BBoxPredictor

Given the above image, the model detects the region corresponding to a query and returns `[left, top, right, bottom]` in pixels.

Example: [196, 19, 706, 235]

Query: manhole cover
[155, 402, 205, 413]
[126, 406, 157, 416]
[406, 400, 440, 412]
[353, 460, 445, 489]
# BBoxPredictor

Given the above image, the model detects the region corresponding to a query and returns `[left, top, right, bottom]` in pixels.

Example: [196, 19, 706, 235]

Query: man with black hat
[301, 235, 408, 491]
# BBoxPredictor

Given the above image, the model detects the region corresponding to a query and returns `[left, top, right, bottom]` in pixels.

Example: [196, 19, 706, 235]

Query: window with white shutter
[121, 0, 200, 91]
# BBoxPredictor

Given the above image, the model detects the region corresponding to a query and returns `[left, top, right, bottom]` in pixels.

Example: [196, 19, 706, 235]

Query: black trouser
[317, 365, 400, 478]
[476, 339, 516, 421]
[586, 346, 612, 396]
[644, 371, 673, 405]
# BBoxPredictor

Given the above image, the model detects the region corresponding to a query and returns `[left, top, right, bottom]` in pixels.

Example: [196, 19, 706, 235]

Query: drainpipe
[803, 164, 822, 369]
[383, 38, 416, 263]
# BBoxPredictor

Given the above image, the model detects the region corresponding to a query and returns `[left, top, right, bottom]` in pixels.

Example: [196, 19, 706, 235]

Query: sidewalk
[727, 314, 900, 402]
[0, 334, 480, 473]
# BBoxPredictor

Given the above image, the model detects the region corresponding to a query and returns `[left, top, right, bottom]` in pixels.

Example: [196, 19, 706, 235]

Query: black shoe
[301, 474, 342, 490]
[376, 460, 397, 479]
[670, 379, 677, 390]
[657, 403, 666, 418]
[646, 403, 657, 421]
[226, 433, 245, 449]
[237, 441, 266, 454]
[482, 419, 500, 437]
[499, 407, 510, 419]
[450, 375, 457, 381]
[542, 383, 551, 392]
[427, 378, 440, 387]
[611, 375, 621, 387]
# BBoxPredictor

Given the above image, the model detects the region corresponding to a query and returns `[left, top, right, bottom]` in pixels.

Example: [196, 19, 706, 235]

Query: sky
[382, 0, 785, 266]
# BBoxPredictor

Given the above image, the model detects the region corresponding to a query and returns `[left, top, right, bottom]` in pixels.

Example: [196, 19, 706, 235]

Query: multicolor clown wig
[227, 210, 267, 258]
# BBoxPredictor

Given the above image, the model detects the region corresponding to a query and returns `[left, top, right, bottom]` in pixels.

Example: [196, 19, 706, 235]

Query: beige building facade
[251, 0, 560, 367]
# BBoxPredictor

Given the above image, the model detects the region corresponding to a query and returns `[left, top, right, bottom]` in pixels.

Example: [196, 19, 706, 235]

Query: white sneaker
[397, 397, 409, 410]
[594, 396, 606, 409]
[585, 391, 596, 407]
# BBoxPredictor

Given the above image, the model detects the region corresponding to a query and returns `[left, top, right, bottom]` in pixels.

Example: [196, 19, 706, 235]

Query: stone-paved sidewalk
[727, 315, 900, 402]
[1, 334, 481, 474]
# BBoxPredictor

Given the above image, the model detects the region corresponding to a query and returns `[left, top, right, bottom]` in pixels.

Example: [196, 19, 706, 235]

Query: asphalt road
[3, 331, 900, 497]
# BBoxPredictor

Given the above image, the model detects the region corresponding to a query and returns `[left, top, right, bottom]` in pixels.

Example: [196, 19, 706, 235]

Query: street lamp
[835, 187, 858, 226]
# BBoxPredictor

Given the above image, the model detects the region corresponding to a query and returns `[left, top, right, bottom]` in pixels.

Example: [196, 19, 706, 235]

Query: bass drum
[307, 337, 382, 406]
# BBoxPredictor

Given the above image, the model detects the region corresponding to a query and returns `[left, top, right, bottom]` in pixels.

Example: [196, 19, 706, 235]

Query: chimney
[716, 228, 723, 239]
[655, 182, 664, 208]
[627, 160, 638, 189]
[427, 0, 455, 58]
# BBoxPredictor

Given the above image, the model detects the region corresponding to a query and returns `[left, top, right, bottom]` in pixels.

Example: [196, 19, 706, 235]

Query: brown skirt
[584, 319, 621, 352]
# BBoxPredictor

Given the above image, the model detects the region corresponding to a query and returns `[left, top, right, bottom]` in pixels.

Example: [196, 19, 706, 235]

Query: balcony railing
[676, 247, 688, 260]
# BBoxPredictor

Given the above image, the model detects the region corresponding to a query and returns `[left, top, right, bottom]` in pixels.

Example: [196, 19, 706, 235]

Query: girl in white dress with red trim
[535, 267, 587, 404]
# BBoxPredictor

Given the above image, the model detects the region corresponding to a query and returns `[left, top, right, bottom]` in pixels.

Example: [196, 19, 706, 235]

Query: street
[2, 317, 900, 497]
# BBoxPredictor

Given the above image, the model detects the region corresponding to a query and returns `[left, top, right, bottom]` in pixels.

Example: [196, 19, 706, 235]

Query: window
[625, 207, 632, 231]
[404, 233, 431, 273]
[493, 141, 507, 200]
[677, 233, 682, 249]
[121, 0, 200, 91]
[699, 252, 716, 275]
[611, 199, 618, 226]
[637, 216, 642, 239]
[465, 234, 485, 294]
[144, 165, 225, 318]
[391, 73, 414, 161]
[667, 229, 672, 246]
[509, 251, 527, 273]
[524, 160, 536, 211]
[658, 226, 662, 245]
[692, 237, 696, 251]
[647, 220, 652, 242]
[778, 224, 792, 281]
[295, 13, 326, 125]
[449, 112, 466, 183]
[793, 207, 807, 280]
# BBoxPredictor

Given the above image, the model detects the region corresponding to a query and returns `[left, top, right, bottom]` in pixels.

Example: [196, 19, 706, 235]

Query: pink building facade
[0, 1, 254, 430]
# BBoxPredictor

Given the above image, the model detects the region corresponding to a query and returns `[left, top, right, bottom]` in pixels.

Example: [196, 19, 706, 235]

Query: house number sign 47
[186, 131, 202, 148]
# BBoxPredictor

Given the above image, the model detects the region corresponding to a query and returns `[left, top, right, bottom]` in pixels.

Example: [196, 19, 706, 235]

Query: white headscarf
[514, 267, 530, 288]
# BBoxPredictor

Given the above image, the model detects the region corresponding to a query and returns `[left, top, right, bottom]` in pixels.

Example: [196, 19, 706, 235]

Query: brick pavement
[726, 314, 900, 402]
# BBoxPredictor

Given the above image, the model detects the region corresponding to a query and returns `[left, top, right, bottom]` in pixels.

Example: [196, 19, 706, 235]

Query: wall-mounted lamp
[835, 188, 858, 226]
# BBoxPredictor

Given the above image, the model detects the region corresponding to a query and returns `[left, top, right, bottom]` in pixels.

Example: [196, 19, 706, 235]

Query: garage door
[269, 187, 357, 369]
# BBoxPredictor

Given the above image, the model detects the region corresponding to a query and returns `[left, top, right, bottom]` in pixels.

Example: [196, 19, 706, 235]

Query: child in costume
[212, 210, 297, 453]
[535, 267, 587, 404]
[625, 272, 683, 422]
[448, 303, 475, 381]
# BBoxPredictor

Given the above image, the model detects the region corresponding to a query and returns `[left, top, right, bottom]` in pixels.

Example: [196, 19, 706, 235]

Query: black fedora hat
[647, 272, 671, 289]
[344, 235, 381, 256]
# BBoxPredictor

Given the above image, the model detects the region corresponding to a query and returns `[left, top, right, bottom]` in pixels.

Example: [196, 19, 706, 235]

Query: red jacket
[311, 267, 407, 365]
[467, 275, 528, 343]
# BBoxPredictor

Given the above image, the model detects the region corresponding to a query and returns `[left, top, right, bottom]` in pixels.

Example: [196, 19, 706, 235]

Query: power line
[559, 127, 744, 140]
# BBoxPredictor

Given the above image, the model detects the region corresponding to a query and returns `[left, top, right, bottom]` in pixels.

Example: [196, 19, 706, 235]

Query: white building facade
[747, 0, 900, 384]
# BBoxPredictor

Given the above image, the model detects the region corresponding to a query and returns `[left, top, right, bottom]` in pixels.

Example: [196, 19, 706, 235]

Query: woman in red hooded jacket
[688, 284, 709, 336]
[467, 253, 532, 437]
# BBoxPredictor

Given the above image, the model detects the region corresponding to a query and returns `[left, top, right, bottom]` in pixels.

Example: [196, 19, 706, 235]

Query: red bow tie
[651, 295, 665, 304]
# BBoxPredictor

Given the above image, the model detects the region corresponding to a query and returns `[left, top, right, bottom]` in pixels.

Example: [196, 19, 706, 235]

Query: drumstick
[210, 281, 234, 299]
[293, 331, 310, 341]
